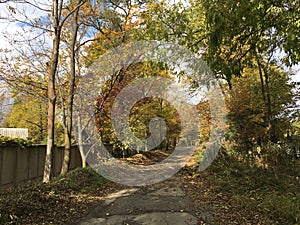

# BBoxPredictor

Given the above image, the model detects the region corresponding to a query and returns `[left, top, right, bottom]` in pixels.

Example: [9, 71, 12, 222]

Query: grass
[184, 154, 300, 224]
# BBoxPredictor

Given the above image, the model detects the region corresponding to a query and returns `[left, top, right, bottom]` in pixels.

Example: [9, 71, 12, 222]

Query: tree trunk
[257, 55, 276, 143]
[38, 102, 44, 143]
[257, 58, 267, 112]
[61, 127, 71, 174]
[43, 0, 61, 183]
[263, 67, 276, 142]
[43, 48, 58, 182]
[77, 111, 86, 168]
[60, 4, 80, 175]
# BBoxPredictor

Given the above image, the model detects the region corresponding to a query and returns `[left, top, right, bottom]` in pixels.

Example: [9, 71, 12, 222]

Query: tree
[83, 0, 142, 63]
[44, 0, 87, 180]
[0, 0, 86, 182]
[226, 64, 296, 155]
[187, 0, 300, 145]
[95, 62, 181, 157]
[73, 0, 146, 162]
[202, 0, 300, 82]
[138, 0, 202, 47]
[59, 0, 84, 175]
[0, 87, 11, 126]
[4, 95, 47, 143]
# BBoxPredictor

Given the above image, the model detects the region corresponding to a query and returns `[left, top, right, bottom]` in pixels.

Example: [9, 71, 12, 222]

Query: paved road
[77, 180, 200, 225]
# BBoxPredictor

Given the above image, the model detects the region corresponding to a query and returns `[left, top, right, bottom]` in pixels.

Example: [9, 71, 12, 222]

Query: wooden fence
[0, 145, 82, 191]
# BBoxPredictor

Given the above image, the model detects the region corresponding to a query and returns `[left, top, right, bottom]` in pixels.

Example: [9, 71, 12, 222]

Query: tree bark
[263, 66, 276, 142]
[61, 3, 80, 175]
[257, 55, 276, 143]
[77, 110, 86, 168]
[43, 0, 62, 183]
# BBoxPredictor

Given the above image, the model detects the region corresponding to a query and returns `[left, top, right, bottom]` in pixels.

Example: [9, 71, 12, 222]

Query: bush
[0, 135, 34, 148]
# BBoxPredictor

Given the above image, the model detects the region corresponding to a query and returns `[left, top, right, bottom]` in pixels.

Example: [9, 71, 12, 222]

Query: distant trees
[94, 62, 181, 157]
[227, 65, 296, 151]
[4, 96, 47, 143]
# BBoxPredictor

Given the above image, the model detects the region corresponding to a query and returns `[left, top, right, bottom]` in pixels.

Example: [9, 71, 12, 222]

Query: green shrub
[0, 135, 34, 148]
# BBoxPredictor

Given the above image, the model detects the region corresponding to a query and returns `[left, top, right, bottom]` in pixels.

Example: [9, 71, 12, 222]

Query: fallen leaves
[0, 167, 125, 225]
[0, 151, 299, 224]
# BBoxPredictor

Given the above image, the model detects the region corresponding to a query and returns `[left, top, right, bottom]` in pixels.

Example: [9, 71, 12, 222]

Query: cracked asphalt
[77, 180, 200, 225]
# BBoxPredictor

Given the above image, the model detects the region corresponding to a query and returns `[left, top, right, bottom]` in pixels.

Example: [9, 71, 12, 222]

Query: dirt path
[76, 176, 203, 225]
